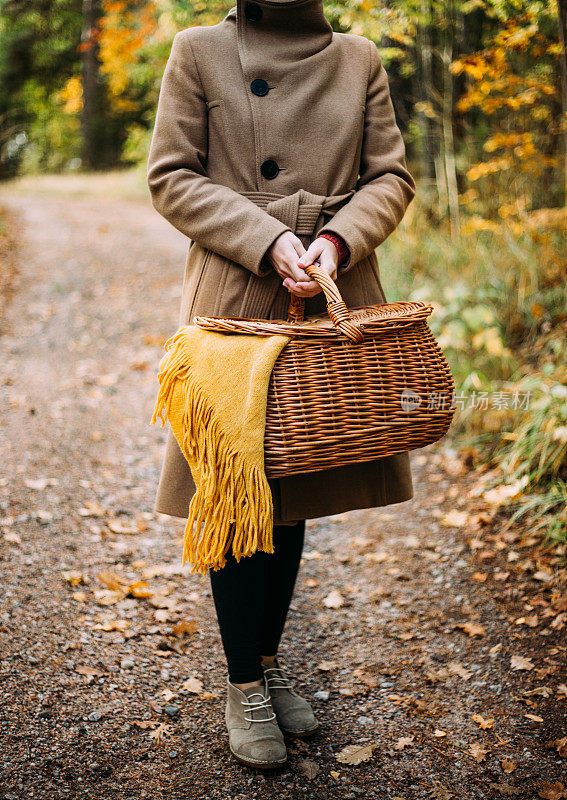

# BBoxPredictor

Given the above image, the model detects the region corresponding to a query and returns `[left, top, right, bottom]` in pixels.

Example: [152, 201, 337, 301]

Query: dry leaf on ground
[394, 736, 415, 750]
[323, 590, 344, 609]
[181, 677, 203, 694]
[472, 713, 494, 729]
[511, 655, 535, 671]
[149, 722, 173, 743]
[335, 742, 376, 764]
[469, 742, 489, 761]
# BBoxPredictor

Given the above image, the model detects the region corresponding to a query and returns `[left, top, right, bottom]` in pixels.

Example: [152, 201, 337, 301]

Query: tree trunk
[557, 0, 567, 203]
[81, 0, 100, 169]
[441, 7, 460, 238]
[419, 0, 437, 188]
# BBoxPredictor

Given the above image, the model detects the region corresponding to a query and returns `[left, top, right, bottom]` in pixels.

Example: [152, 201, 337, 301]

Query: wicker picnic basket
[194, 263, 455, 479]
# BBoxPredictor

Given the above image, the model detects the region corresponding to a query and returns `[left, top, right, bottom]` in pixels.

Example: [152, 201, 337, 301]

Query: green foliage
[380, 199, 567, 540]
[16, 79, 81, 172]
[0, 0, 83, 175]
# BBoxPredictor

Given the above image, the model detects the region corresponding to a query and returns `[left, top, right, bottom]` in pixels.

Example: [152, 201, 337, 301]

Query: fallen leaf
[550, 736, 567, 757]
[171, 619, 198, 638]
[524, 686, 552, 698]
[394, 736, 415, 750]
[297, 758, 320, 779]
[317, 660, 339, 671]
[365, 550, 390, 563]
[441, 510, 469, 527]
[534, 569, 554, 583]
[427, 780, 454, 800]
[149, 595, 178, 610]
[78, 500, 105, 517]
[142, 563, 185, 579]
[501, 759, 517, 773]
[25, 478, 56, 490]
[323, 590, 344, 609]
[472, 714, 494, 729]
[94, 589, 124, 606]
[488, 782, 521, 796]
[62, 571, 86, 586]
[149, 722, 173, 743]
[469, 742, 488, 762]
[525, 714, 544, 723]
[511, 655, 535, 671]
[128, 581, 153, 599]
[96, 571, 126, 591]
[154, 609, 176, 623]
[352, 668, 379, 688]
[538, 781, 567, 800]
[335, 742, 376, 764]
[107, 519, 139, 535]
[515, 615, 539, 627]
[76, 665, 104, 677]
[448, 662, 473, 680]
[457, 621, 486, 637]
[181, 677, 203, 694]
[93, 619, 130, 632]
[434, 729, 447, 738]
[482, 479, 527, 506]
[302, 550, 323, 560]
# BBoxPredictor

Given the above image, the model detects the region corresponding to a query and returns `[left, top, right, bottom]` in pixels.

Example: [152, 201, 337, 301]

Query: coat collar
[225, 1, 333, 60]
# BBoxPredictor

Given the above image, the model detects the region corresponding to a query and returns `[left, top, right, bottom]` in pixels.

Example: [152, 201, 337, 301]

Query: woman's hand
[265, 232, 339, 298]
[264, 231, 312, 289]
[289, 237, 339, 298]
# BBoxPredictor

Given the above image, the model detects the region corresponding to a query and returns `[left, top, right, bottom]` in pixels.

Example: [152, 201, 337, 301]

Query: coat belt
[241, 188, 355, 236]
[237, 188, 354, 321]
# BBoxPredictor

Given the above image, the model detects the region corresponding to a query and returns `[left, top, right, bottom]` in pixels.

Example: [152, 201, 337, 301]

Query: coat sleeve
[146, 31, 291, 276]
[317, 39, 416, 271]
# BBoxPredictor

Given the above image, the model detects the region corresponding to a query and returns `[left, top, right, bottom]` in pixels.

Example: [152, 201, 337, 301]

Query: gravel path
[0, 188, 565, 800]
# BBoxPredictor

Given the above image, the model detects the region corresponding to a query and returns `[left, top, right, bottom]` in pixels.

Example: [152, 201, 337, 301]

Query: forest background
[0, 0, 565, 541]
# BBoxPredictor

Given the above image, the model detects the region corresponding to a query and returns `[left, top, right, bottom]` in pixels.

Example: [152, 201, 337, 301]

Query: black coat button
[250, 79, 269, 96]
[261, 159, 279, 179]
[244, 2, 262, 21]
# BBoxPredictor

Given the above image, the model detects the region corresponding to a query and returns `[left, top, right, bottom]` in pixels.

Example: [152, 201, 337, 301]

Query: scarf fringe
[150, 328, 274, 575]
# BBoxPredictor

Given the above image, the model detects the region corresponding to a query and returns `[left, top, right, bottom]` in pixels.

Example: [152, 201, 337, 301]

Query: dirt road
[0, 186, 565, 800]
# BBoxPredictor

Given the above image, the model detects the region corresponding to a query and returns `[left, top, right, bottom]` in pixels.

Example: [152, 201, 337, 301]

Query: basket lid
[194, 301, 433, 339]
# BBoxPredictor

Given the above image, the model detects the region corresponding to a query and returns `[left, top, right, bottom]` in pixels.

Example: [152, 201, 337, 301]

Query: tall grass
[379, 197, 567, 542]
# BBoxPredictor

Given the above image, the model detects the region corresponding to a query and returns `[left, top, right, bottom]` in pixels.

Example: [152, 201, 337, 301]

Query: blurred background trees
[0, 0, 565, 536]
[1, 0, 564, 217]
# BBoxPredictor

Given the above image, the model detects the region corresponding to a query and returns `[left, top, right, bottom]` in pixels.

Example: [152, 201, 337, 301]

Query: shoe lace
[240, 691, 276, 723]
[263, 666, 294, 691]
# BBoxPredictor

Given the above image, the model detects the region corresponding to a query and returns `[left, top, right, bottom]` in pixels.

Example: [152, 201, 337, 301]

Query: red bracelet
[318, 232, 351, 269]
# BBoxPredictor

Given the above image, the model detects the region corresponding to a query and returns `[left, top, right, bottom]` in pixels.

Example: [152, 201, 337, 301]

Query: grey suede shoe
[225, 674, 287, 769]
[261, 656, 320, 737]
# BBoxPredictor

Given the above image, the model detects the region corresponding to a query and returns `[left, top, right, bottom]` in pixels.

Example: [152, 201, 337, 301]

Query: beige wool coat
[147, 0, 417, 524]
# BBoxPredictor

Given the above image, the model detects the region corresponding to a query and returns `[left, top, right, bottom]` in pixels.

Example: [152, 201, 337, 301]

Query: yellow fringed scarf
[150, 325, 290, 575]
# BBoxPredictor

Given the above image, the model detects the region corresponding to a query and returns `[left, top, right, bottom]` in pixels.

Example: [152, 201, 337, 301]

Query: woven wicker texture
[195, 264, 455, 478]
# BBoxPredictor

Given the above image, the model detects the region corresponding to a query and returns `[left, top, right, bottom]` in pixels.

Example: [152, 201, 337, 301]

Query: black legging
[209, 520, 306, 683]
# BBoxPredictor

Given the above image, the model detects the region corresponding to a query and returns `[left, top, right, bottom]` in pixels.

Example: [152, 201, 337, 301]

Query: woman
[147, 0, 416, 770]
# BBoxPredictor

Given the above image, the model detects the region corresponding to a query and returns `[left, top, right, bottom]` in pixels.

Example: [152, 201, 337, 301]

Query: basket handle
[286, 263, 364, 343]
